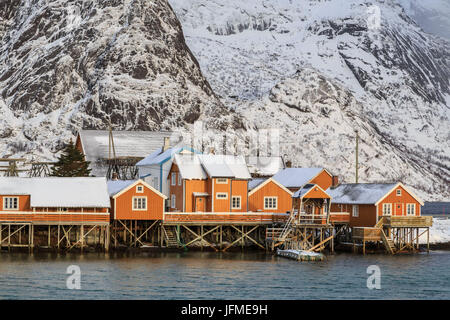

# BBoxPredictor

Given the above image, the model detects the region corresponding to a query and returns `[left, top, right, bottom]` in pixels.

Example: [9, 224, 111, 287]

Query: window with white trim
[3, 197, 18, 210]
[136, 185, 144, 193]
[178, 174, 182, 186]
[264, 197, 277, 210]
[382, 203, 392, 216]
[171, 195, 176, 209]
[406, 203, 416, 216]
[132, 196, 147, 210]
[396, 189, 402, 196]
[216, 193, 228, 200]
[171, 173, 176, 186]
[216, 178, 228, 184]
[232, 196, 241, 209]
[352, 205, 359, 217]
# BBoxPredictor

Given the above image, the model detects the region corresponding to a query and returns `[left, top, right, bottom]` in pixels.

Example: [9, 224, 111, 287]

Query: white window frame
[264, 197, 278, 210]
[216, 178, 228, 184]
[171, 173, 177, 186]
[136, 185, 144, 193]
[406, 203, 416, 216]
[396, 189, 402, 196]
[216, 192, 228, 200]
[171, 195, 176, 209]
[232, 196, 241, 210]
[3, 197, 19, 210]
[132, 196, 147, 211]
[352, 205, 359, 217]
[178, 174, 182, 186]
[382, 203, 392, 216]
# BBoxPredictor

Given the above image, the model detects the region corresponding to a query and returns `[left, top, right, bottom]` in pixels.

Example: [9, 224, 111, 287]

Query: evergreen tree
[51, 140, 91, 177]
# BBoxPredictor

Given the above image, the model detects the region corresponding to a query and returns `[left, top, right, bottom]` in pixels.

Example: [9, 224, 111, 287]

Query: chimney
[112, 172, 119, 181]
[163, 137, 170, 152]
[332, 176, 339, 187]
[286, 160, 292, 168]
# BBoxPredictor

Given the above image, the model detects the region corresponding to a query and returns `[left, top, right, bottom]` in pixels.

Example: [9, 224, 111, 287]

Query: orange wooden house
[168, 154, 252, 213]
[328, 182, 424, 227]
[272, 167, 336, 192]
[0, 177, 110, 223]
[107, 179, 167, 220]
[248, 178, 293, 213]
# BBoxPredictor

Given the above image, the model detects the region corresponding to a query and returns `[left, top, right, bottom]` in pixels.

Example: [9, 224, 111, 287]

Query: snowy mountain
[0, 0, 240, 158]
[169, 0, 450, 200]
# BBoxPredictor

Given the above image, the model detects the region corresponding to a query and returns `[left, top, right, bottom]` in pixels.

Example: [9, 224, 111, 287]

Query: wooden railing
[163, 212, 289, 224]
[352, 227, 382, 241]
[382, 216, 432, 227]
[329, 212, 350, 223]
[0, 212, 110, 223]
[297, 214, 328, 225]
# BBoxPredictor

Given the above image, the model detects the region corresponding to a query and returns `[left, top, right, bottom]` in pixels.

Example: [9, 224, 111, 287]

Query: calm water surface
[0, 250, 449, 299]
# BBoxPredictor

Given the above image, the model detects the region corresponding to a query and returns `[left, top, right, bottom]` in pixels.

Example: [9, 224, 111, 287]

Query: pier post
[105, 225, 110, 253]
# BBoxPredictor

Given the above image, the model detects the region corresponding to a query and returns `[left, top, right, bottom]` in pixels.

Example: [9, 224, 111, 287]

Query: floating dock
[277, 249, 325, 261]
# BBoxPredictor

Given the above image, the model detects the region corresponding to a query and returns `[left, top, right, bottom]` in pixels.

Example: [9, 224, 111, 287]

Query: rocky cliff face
[169, 0, 450, 200]
[0, 0, 238, 158]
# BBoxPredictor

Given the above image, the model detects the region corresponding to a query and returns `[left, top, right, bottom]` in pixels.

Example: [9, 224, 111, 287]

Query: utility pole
[355, 130, 359, 183]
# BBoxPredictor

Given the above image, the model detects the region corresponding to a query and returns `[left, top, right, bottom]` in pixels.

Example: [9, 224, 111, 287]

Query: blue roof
[326, 183, 397, 204]
[136, 146, 198, 166]
[293, 184, 315, 198]
[272, 168, 324, 188]
[248, 178, 267, 191]
[107, 180, 137, 196]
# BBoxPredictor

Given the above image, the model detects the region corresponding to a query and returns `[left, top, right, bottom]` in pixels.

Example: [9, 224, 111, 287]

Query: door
[395, 203, 403, 216]
[196, 197, 205, 212]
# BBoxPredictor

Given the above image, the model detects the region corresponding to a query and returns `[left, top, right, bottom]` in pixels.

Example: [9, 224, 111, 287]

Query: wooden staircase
[162, 227, 179, 248]
[377, 218, 396, 254]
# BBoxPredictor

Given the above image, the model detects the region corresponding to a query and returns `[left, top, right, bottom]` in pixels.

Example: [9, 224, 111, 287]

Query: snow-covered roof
[0, 177, 110, 208]
[77, 130, 177, 176]
[327, 183, 398, 204]
[246, 156, 285, 177]
[248, 178, 267, 191]
[107, 180, 137, 196]
[293, 184, 315, 198]
[136, 145, 197, 166]
[174, 154, 252, 180]
[174, 154, 208, 180]
[272, 168, 324, 188]
[197, 154, 252, 179]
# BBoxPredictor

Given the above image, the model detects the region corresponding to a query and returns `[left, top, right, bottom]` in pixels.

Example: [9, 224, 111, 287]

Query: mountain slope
[169, 0, 450, 200]
[0, 0, 238, 158]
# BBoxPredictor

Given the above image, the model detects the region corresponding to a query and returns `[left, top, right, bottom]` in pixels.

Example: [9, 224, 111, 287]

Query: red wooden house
[248, 178, 293, 213]
[0, 177, 110, 223]
[168, 154, 251, 213]
[328, 182, 424, 227]
[272, 167, 336, 192]
[107, 179, 167, 220]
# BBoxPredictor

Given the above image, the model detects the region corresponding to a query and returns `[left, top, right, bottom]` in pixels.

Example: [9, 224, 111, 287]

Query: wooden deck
[352, 227, 382, 241]
[329, 212, 350, 224]
[382, 216, 432, 228]
[162, 212, 289, 225]
[0, 212, 110, 224]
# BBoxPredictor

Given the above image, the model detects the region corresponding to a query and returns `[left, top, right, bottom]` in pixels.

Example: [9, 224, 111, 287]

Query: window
[216, 193, 228, 199]
[216, 178, 228, 184]
[396, 189, 402, 196]
[178, 174, 182, 186]
[382, 203, 392, 216]
[171, 173, 176, 186]
[171, 195, 176, 209]
[232, 196, 241, 209]
[264, 197, 277, 210]
[132, 197, 147, 210]
[406, 203, 416, 216]
[3, 197, 18, 210]
[352, 205, 359, 217]
[136, 185, 144, 193]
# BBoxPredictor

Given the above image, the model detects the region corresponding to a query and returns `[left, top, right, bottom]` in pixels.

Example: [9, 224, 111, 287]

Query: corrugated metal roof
[0, 177, 111, 208]
[327, 183, 397, 204]
[272, 168, 323, 188]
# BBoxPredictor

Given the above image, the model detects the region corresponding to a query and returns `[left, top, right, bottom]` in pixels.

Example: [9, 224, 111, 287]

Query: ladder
[381, 229, 396, 254]
[278, 212, 295, 241]
[162, 227, 179, 248]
